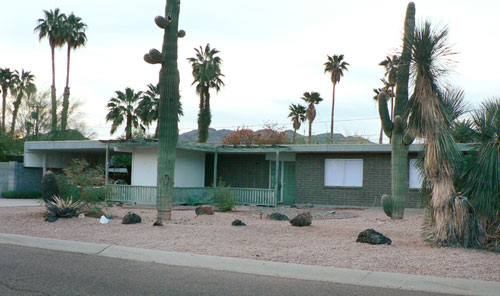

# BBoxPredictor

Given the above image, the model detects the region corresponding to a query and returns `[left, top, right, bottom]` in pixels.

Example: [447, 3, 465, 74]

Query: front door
[270, 161, 296, 204]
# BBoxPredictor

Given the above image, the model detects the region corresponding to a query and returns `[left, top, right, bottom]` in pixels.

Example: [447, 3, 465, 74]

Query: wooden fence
[106, 185, 276, 207]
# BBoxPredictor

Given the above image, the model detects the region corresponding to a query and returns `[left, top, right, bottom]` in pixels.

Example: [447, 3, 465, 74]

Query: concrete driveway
[0, 198, 42, 207]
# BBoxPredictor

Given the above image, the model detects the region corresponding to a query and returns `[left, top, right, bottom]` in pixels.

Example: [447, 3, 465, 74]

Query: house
[23, 140, 427, 207]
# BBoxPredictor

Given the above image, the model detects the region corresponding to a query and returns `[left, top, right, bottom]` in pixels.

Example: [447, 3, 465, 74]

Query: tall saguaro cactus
[144, 0, 185, 224]
[377, 2, 415, 219]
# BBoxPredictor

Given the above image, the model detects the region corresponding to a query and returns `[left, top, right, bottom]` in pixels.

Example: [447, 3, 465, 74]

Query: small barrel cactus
[381, 194, 392, 218]
[42, 170, 59, 203]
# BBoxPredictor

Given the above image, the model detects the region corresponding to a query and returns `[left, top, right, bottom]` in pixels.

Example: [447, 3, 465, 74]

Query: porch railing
[106, 185, 276, 207]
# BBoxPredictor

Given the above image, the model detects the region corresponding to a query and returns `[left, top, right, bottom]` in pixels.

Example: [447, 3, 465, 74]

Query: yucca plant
[45, 196, 83, 222]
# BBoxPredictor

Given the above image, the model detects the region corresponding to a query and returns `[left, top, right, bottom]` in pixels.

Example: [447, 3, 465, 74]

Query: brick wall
[296, 152, 422, 208]
[205, 153, 269, 189]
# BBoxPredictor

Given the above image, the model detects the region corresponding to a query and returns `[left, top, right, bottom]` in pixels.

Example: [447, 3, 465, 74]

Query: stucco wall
[131, 147, 205, 187]
[295, 152, 422, 207]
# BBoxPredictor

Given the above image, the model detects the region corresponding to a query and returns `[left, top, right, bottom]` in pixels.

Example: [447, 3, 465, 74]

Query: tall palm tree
[301, 91, 323, 144]
[10, 70, 36, 137]
[324, 54, 349, 138]
[106, 88, 143, 140]
[0, 68, 16, 133]
[288, 103, 306, 144]
[187, 43, 224, 143]
[61, 12, 87, 131]
[137, 83, 183, 138]
[34, 8, 66, 135]
[408, 22, 481, 247]
[379, 55, 400, 121]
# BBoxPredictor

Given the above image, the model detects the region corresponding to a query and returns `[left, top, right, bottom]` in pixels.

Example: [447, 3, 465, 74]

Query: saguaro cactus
[377, 2, 415, 219]
[144, 0, 185, 224]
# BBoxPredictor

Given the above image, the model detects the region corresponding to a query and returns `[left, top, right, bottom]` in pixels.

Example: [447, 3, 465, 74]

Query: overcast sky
[1, 0, 499, 142]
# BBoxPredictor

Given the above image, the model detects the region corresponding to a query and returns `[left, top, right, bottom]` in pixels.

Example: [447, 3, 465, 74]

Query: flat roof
[24, 140, 473, 154]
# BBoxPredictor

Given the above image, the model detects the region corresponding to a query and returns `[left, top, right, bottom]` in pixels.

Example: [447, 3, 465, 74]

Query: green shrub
[56, 159, 107, 204]
[1, 190, 42, 199]
[212, 182, 235, 212]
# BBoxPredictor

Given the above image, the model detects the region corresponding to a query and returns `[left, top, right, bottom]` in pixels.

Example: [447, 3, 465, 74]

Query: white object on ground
[99, 215, 109, 224]
[78, 213, 85, 219]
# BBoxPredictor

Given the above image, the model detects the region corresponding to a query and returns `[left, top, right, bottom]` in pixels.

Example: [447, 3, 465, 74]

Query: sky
[1, 0, 499, 143]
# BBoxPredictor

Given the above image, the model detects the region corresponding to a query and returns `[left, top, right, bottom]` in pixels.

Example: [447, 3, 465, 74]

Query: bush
[212, 182, 235, 212]
[1, 190, 42, 199]
[57, 159, 107, 203]
[42, 171, 59, 202]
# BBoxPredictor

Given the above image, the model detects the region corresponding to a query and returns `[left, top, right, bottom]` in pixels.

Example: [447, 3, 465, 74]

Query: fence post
[213, 148, 218, 188]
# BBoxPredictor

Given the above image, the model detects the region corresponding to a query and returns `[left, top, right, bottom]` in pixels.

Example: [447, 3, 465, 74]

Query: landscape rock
[231, 219, 246, 226]
[290, 212, 312, 227]
[268, 213, 289, 221]
[122, 211, 142, 224]
[195, 206, 214, 216]
[356, 229, 392, 245]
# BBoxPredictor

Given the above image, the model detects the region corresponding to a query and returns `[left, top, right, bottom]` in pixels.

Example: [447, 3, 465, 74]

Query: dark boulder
[231, 219, 246, 226]
[290, 212, 312, 227]
[268, 213, 289, 221]
[122, 211, 142, 224]
[195, 206, 214, 216]
[356, 229, 391, 245]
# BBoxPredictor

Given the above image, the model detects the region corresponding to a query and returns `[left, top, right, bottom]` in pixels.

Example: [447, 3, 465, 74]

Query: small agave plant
[45, 196, 83, 222]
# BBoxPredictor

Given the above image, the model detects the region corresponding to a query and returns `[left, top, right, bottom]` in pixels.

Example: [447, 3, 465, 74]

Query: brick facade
[295, 152, 422, 208]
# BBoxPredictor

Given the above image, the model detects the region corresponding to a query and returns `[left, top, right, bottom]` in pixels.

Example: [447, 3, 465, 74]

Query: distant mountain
[178, 128, 372, 144]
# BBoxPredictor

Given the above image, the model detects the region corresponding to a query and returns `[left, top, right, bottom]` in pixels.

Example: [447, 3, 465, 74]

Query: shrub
[212, 182, 235, 212]
[57, 159, 107, 203]
[1, 190, 42, 199]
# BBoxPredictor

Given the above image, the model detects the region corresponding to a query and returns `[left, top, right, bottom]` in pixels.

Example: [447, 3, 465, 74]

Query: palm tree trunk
[9, 92, 23, 137]
[50, 45, 57, 135]
[293, 129, 296, 144]
[308, 120, 312, 144]
[126, 115, 132, 139]
[198, 89, 211, 143]
[330, 83, 336, 139]
[61, 45, 71, 131]
[1, 86, 7, 133]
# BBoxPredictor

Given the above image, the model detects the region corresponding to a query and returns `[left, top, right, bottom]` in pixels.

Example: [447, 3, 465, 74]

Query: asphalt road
[0, 244, 454, 296]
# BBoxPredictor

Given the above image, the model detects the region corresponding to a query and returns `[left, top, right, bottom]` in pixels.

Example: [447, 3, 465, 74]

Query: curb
[1, 233, 499, 296]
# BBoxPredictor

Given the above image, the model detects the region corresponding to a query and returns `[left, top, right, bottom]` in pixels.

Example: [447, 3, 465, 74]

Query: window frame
[408, 159, 423, 189]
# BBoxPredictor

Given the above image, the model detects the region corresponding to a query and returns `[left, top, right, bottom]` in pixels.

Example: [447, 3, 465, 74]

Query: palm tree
[288, 103, 306, 144]
[187, 43, 224, 143]
[10, 70, 36, 137]
[301, 91, 323, 144]
[106, 88, 143, 140]
[324, 54, 349, 138]
[408, 22, 481, 247]
[34, 8, 66, 134]
[61, 12, 87, 131]
[0, 68, 17, 133]
[137, 83, 183, 138]
[379, 55, 400, 121]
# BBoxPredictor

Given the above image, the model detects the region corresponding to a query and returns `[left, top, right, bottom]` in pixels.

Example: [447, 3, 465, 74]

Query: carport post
[42, 152, 47, 174]
[275, 149, 279, 207]
[213, 148, 218, 188]
[105, 142, 109, 185]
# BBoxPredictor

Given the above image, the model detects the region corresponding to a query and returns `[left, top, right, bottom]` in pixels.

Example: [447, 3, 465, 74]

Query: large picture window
[409, 159, 423, 189]
[324, 159, 363, 187]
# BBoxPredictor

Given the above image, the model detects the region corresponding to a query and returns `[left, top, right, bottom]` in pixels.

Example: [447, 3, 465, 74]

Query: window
[324, 159, 363, 187]
[409, 159, 423, 189]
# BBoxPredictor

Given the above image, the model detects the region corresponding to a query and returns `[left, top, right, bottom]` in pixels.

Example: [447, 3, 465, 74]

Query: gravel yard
[0, 204, 499, 282]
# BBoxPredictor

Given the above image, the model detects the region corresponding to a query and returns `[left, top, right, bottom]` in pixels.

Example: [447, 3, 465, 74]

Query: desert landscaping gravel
[0, 205, 499, 282]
